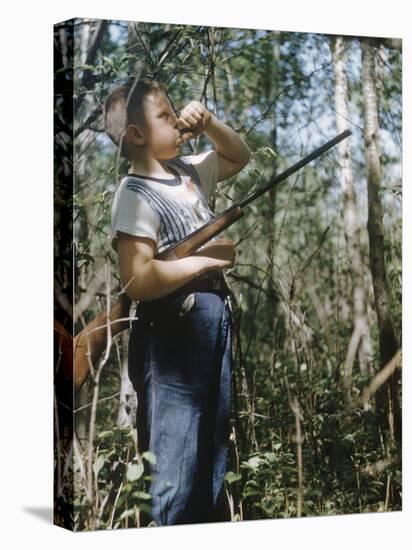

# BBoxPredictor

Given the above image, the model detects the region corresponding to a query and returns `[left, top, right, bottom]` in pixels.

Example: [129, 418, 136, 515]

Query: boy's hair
[103, 77, 166, 160]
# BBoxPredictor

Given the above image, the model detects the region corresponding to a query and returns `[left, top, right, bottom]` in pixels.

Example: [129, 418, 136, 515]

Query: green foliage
[225, 370, 401, 519]
[73, 425, 155, 530]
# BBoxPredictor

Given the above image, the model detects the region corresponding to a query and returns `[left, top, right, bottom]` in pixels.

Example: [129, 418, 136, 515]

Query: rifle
[71, 129, 351, 390]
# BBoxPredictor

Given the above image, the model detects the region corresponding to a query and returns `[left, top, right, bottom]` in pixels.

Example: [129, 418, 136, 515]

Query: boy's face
[137, 91, 182, 160]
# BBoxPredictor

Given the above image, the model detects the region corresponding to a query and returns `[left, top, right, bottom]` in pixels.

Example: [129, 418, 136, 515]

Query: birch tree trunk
[361, 38, 401, 445]
[74, 20, 99, 447]
[331, 36, 373, 394]
[265, 32, 282, 447]
[266, 33, 280, 334]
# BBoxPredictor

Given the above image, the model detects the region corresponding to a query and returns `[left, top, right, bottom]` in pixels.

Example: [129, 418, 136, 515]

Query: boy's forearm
[204, 114, 251, 166]
[127, 256, 223, 302]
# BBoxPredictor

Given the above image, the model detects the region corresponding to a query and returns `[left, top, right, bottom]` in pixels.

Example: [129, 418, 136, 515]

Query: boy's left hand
[177, 101, 212, 141]
[192, 238, 236, 268]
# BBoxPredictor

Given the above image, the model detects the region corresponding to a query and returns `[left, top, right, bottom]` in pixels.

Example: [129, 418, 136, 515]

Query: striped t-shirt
[109, 150, 219, 255]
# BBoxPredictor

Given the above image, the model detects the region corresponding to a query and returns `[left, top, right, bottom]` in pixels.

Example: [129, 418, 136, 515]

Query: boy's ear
[126, 124, 145, 146]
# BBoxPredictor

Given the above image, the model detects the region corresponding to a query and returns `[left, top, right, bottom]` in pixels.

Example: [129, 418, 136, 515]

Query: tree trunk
[361, 38, 401, 445]
[74, 20, 104, 446]
[265, 32, 281, 451]
[266, 33, 279, 303]
[331, 36, 373, 392]
[265, 31, 284, 343]
[74, 19, 108, 114]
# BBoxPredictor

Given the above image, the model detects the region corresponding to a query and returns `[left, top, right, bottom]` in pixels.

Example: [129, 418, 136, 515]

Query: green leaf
[122, 482, 133, 493]
[133, 491, 152, 500]
[137, 503, 153, 515]
[126, 462, 144, 482]
[224, 471, 242, 485]
[93, 455, 105, 478]
[247, 456, 263, 470]
[118, 509, 136, 521]
[97, 430, 113, 439]
[244, 480, 259, 489]
[142, 451, 157, 465]
[264, 452, 277, 463]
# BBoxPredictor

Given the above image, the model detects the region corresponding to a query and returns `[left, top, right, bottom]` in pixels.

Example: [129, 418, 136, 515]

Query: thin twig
[74, 391, 121, 413]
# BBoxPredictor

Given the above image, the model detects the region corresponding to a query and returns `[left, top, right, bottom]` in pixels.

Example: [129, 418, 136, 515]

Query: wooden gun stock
[155, 206, 244, 260]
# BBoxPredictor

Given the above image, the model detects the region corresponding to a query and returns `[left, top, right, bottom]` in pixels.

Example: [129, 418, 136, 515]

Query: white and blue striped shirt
[109, 150, 219, 255]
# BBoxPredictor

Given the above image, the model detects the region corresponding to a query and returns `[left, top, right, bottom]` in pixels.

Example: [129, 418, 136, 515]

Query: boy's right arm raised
[117, 233, 234, 302]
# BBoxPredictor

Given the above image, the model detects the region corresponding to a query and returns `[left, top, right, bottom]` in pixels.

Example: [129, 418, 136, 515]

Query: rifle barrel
[238, 129, 352, 209]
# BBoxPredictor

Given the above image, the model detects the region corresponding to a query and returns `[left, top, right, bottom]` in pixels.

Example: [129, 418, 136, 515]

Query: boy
[104, 77, 250, 526]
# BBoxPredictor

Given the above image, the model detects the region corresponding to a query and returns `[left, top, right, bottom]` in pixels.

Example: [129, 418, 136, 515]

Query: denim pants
[128, 289, 233, 526]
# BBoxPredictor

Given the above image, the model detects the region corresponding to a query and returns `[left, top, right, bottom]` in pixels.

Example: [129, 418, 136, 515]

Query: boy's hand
[177, 101, 212, 141]
[192, 238, 236, 270]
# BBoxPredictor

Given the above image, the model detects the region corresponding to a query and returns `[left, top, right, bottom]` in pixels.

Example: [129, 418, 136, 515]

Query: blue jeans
[128, 289, 233, 526]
